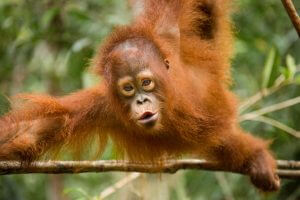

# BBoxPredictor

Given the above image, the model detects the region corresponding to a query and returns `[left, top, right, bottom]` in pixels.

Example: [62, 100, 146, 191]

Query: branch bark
[0, 159, 299, 179]
[281, 0, 300, 37]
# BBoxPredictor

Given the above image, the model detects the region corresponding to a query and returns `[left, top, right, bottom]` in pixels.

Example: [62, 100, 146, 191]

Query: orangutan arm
[0, 84, 111, 161]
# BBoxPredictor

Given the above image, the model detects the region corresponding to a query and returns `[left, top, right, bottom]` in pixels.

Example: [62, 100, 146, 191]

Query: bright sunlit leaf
[262, 47, 276, 88]
[286, 54, 296, 81]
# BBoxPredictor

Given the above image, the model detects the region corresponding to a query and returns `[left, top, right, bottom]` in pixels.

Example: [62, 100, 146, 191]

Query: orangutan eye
[124, 84, 134, 92]
[141, 78, 155, 91]
[120, 83, 135, 97]
[118, 77, 135, 97]
[142, 79, 152, 87]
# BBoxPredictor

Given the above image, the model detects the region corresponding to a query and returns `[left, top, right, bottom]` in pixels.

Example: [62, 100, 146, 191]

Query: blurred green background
[0, 0, 299, 199]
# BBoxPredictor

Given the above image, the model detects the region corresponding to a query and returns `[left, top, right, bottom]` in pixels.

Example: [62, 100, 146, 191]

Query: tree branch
[99, 173, 141, 199]
[239, 96, 300, 122]
[281, 0, 300, 37]
[238, 76, 286, 113]
[247, 116, 300, 138]
[0, 159, 299, 179]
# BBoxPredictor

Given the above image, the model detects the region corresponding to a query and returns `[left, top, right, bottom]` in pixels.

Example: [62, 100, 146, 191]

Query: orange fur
[0, 0, 279, 191]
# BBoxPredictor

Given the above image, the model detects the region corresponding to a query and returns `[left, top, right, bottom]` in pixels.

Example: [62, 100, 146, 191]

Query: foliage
[0, 0, 299, 200]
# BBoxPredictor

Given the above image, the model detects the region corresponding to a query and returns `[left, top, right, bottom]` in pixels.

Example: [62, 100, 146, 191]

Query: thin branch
[239, 76, 286, 113]
[99, 173, 140, 200]
[239, 96, 300, 122]
[277, 169, 300, 179]
[215, 173, 235, 200]
[0, 159, 299, 179]
[277, 160, 300, 169]
[281, 0, 300, 37]
[248, 116, 300, 138]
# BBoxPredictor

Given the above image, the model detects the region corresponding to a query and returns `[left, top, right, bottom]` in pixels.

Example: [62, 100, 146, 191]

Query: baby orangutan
[0, 0, 280, 191]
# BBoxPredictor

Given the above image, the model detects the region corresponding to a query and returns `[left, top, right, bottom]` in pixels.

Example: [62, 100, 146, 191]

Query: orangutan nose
[136, 95, 150, 105]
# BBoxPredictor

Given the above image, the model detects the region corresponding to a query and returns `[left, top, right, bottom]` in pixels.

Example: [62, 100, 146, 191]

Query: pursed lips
[138, 111, 158, 124]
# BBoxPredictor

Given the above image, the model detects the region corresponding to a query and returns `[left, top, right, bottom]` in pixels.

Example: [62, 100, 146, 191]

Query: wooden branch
[99, 173, 141, 199]
[277, 159, 300, 169]
[281, 0, 300, 37]
[0, 159, 299, 179]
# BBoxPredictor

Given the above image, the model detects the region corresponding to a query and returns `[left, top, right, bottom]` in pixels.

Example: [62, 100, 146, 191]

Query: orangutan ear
[164, 59, 170, 70]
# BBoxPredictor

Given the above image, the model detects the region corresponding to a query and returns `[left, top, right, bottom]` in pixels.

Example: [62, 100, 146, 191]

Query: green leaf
[68, 9, 90, 21]
[280, 66, 289, 80]
[64, 188, 92, 199]
[294, 75, 300, 85]
[286, 54, 296, 81]
[15, 25, 33, 46]
[41, 7, 60, 30]
[262, 47, 276, 88]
